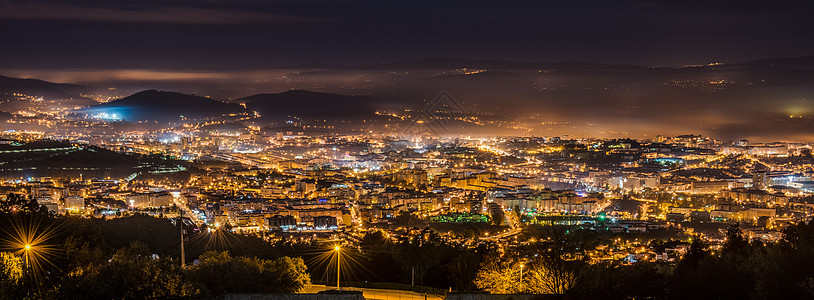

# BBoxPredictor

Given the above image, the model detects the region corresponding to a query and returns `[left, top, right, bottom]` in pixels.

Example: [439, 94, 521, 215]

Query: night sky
[2, 0, 814, 69]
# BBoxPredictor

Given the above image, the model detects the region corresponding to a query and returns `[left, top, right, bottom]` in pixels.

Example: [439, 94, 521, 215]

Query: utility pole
[179, 208, 185, 268]
[24, 246, 30, 269]
[412, 267, 415, 286]
[336, 248, 341, 291]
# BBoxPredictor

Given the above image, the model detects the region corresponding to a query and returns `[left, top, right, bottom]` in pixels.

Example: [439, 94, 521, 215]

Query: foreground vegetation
[473, 222, 814, 299]
[3, 193, 814, 299]
[0, 196, 310, 299]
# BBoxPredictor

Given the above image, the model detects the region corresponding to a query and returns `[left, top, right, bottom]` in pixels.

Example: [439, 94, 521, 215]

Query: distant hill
[75, 90, 245, 122]
[288, 56, 814, 76]
[0, 74, 96, 106]
[234, 90, 379, 121]
[0, 140, 192, 179]
[0, 111, 12, 121]
[730, 55, 814, 70]
[293, 61, 347, 69]
[292, 58, 648, 72]
[199, 122, 249, 134]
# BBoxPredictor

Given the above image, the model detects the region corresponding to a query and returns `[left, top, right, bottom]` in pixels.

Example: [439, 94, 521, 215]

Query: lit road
[632, 197, 658, 203]
[484, 208, 522, 241]
[302, 284, 444, 300]
[173, 198, 204, 227]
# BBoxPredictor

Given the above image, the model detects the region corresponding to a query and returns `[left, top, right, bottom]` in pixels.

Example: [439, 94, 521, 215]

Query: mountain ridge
[287, 55, 814, 70]
[74, 90, 245, 122]
[233, 90, 381, 121]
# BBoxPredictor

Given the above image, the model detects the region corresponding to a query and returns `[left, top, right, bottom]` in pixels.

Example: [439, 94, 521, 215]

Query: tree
[475, 227, 591, 295]
[0, 252, 22, 284]
[0, 252, 24, 299]
[1, 193, 48, 215]
[722, 223, 749, 254]
[683, 235, 708, 266]
[393, 211, 424, 227]
[491, 213, 504, 226]
[568, 262, 668, 300]
[474, 254, 522, 294]
[525, 252, 581, 294]
[393, 229, 449, 286]
[187, 251, 310, 295]
[359, 231, 402, 283]
[61, 218, 108, 271]
[446, 249, 484, 291]
[58, 241, 199, 299]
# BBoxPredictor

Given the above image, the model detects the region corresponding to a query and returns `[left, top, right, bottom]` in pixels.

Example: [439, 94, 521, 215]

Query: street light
[519, 263, 524, 292]
[23, 244, 31, 269]
[334, 246, 341, 291]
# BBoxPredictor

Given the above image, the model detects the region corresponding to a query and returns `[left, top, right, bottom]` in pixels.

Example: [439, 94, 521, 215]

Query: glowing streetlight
[23, 244, 32, 269]
[334, 246, 341, 290]
[519, 263, 524, 292]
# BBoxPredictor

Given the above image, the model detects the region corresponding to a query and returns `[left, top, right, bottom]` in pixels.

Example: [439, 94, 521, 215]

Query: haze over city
[3, 0, 814, 141]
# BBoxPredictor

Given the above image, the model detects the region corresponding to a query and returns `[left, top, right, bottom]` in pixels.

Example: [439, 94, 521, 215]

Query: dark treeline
[356, 229, 493, 291]
[279, 227, 494, 292]
[352, 221, 814, 299]
[3, 191, 814, 299]
[0, 193, 309, 299]
[496, 223, 814, 299]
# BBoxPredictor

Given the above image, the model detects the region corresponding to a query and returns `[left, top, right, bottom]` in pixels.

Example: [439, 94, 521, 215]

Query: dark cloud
[0, 1, 321, 24]
[0, 0, 813, 68]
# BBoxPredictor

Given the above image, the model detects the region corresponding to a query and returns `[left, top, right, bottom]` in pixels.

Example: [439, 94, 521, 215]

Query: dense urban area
[1, 99, 814, 299]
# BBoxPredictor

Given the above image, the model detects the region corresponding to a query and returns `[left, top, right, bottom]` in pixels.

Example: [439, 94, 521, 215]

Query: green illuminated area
[431, 213, 490, 223]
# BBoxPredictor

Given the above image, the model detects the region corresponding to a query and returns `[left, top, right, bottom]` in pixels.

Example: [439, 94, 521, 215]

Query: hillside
[0, 75, 89, 99]
[291, 58, 647, 71]
[234, 90, 380, 121]
[75, 90, 246, 122]
[0, 75, 98, 112]
[0, 140, 193, 179]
